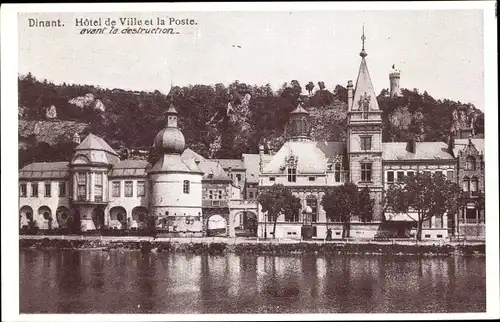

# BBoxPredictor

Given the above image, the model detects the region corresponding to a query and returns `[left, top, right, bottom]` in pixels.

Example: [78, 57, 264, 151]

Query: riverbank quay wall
[19, 235, 485, 256]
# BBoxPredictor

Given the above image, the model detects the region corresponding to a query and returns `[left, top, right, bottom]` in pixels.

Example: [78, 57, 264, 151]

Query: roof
[262, 141, 342, 174]
[108, 160, 149, 177]
[75, 133, 119, 156]
[454, 138, 484, 155]
[290, 103, 309, 115]
[242, 154, 261, 183]
[149, 154, 203, 174]
[199, 161, 231, 181]
[213, 159, 246, 171]
[382, 142, 454, 161]
[316, 141, 346, 163]
[181, 148, 206, 163]
[19, 162, 69, 179]
[351, 57, 380, 111]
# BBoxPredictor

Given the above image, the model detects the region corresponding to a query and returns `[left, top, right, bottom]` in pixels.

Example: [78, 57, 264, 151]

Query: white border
[2, 2, 498, 321]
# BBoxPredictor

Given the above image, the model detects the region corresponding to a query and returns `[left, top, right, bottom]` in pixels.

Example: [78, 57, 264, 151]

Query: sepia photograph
[1, 1, 498, 321]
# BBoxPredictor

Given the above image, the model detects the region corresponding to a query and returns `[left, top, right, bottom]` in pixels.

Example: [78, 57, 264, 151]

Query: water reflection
[19, 250, 486, 314]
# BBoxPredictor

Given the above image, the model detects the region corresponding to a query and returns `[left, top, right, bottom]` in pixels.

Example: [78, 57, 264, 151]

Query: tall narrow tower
[347, 26, 384, 222]
[389, 64, 401, 97]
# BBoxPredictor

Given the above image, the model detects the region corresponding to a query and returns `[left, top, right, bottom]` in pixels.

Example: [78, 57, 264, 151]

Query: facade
[18, 33, 485, 241]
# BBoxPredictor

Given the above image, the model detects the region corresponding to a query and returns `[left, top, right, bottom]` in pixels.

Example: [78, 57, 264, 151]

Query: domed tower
[389, 64, 401, 97]
[148, 100, 204, 236]
[289, 100, 310, 142]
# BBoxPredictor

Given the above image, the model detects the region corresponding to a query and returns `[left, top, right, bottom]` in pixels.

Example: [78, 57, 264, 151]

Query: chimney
[72, 132, 81, 144]
[347, 80, 354, 109]
[228, 166, 234, 185]
[447, 132, 455, 155]
[259, 144, 264, 173]
[406, 138, 416, 154]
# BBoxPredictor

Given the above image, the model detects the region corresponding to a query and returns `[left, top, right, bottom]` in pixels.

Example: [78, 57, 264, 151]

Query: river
[19, 249, 485, 314]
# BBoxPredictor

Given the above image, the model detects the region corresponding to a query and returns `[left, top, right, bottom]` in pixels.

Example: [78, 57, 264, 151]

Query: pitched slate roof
[199, 160, 231, 181]
[213, 159, 245, 170]
[351, 57, 380, 111]
[262, 141, 328, 174]
[181, 148, 206, 163]
[149, 154, 203, 174]
[242, 154, 261, 183]
[19, 162, 69, 179]
[108, 160, 149, 177]
[75, 133, 119, 156]
[382, 142, 454, 161]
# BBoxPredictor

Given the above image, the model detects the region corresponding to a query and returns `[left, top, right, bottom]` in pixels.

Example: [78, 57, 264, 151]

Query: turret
[347, 80, 354, 109]
[289, 100, 310, 141]
[389, 64, 401, 97]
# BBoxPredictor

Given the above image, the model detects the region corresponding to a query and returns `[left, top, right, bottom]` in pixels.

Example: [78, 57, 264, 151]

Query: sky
[18, 9, 485, 109]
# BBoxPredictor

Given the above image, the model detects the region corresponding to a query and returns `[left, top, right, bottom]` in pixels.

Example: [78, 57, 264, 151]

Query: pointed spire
[360, 24, 367, 58]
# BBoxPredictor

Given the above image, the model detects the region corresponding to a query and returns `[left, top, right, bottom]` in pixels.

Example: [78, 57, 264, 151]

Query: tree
[385, 172, 462, 240]
[305, 82, 315, 95]
[321, 183, 373, 238]
[258, 184, 301, 239]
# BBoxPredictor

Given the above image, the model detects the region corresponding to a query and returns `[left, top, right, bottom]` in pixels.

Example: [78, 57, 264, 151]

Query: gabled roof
[109, 160, 149, 177]
[242, 154, 261, 183]
[181, 148, 206, 163]
[262, 141, 329, 174]
[19, 162, 69, 179]
[382, 142, 454, 161]
[213, 159, 245, 170]
[454, 138, 484, 155]
[351, 57, 380, 111]
[75, 133, 119, 156]
[290, 102, 309, 115]
[199, 161, 231, 181]
[149, 154, 203, 174]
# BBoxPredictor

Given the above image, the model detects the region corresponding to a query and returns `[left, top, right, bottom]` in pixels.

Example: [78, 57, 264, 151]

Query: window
[462, 177, 470, 192]
[447, 170, 454, 181]
[387, 171, 394, 183]
[183, 180, 190, 194]
[435, 214, 443, 228]
[218, 190, 223, 200]
[423, 171, 431, 177]
[361, 163, 372, 182]
[269, 177, 276, 182]
[397, 171, 404, 182]
[58, 182, 66, 197]
[112, 181, 120, 197]
[287, 168, 297, 182]
[334, 163, 341, 182]
[470, 177, 478, 193]
[236, 174, 242, 181]
[125, 181, 133, 197]
[94, 173, 103, 201]
[249, 191, 254, 199]
[360, 136, 372, 150]
[77, 173, 86, 200]
[137, 181, 145, 197]
[434, 171, 443, 178]
[466, 156, 476, 171]
[407, 171, 414, 178]
[309, 177, 316, 182]
[208, 190, 214, 200]
[306, 198, 318, 223]
[44, 182, 51, 197]
[20, 183, 27, 197]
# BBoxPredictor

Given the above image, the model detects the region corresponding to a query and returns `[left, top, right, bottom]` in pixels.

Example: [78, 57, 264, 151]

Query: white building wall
[107, 177, 149, 228]
[19, 180, 70, 229]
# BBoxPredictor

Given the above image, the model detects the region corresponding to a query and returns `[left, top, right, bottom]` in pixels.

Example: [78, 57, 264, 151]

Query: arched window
[466, 156, 476, 171]
[183, 180, 190, 194]
[470, 177, 479, 193]
[462, 177, 470, 192]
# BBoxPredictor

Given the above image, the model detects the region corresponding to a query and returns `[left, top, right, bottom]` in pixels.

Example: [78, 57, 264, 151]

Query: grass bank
[19, 236, 485, 257]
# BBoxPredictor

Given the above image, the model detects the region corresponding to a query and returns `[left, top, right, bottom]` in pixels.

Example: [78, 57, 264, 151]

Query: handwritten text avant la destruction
[27, 16, 198, 35]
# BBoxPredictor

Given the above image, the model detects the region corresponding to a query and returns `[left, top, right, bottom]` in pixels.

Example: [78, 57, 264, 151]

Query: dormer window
[287, 168, 297, 182]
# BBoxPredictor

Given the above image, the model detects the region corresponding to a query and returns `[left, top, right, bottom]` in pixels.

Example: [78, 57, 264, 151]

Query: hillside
[17, 75, 484, 168]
